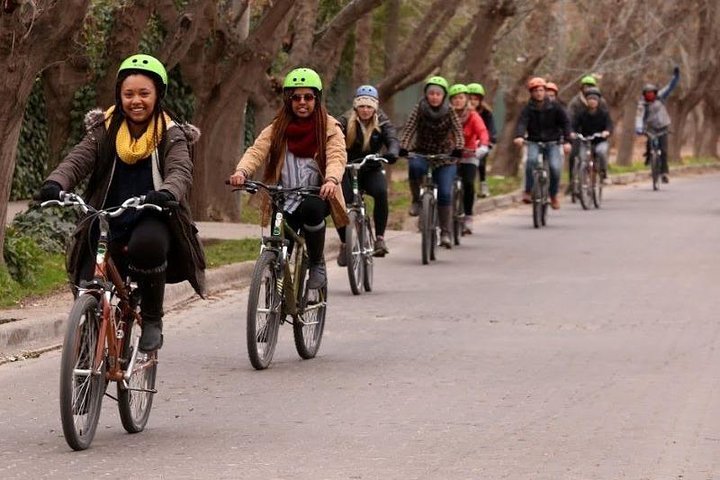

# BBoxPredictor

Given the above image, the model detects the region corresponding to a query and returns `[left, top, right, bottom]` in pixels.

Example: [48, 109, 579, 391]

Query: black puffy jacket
[514, 98, 571, 143]
[338, 109, 400, 168]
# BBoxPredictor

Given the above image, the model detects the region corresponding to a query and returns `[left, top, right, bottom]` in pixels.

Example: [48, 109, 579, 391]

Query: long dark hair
[265, 88, 328, 182]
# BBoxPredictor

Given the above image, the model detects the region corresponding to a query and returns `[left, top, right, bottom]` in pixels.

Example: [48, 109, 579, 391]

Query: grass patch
[0, 253, 68, 308]
[203, 238, 262, 268]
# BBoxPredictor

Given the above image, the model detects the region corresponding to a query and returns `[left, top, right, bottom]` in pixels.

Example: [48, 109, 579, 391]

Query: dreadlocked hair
[266, 89, 327, 183]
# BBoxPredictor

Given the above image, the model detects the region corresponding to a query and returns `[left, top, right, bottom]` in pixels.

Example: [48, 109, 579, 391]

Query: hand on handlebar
[602, 130, 610, 139]
[513, 137, 525, 147]
[144, 189, 176, 208]
[34, 181, 62, 202]
[228, 171, 246, 186]
[563, 143, 571, 155]
[319, 180, 337, 200]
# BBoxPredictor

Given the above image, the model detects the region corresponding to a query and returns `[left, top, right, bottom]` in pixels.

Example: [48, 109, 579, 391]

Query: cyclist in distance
[399, 75, 464, 248]
[335, 85, 399, 265]
[35, 54, 206, 353]
[229, 67, 348, 289]
[513, 77, 571, 209]
[448, 83, 489, 234]
[635, 66, 680, 183]
[566, 75, 607, 193]
[467, 82, 496, 198]
[571, 87, 613, 181]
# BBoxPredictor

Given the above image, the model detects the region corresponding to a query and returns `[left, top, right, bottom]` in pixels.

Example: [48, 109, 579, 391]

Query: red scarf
[285, 117, 318, 158]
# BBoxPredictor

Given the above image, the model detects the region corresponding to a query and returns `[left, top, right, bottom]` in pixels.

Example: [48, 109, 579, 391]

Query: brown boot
[550, 195, 560, 210]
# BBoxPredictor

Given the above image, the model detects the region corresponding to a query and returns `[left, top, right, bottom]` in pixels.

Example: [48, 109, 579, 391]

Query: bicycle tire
[118, 317, 157, 434]
[578, 159, 590, 211]
[420, 193, 433, 265]
[452, 180, 463, 245]
[293, 278, 327, 360]
[571, 160, 579, 204]
[429, 196, 438, 261]
[592, 168, 601, 208]
[361, 217, 374, 292]
[247, 250, 282, 370]
[59, 294, 105, 451]
[345, 211, 363, 295]
[651, 150, 660, 191]
[532, 174, 542, 229]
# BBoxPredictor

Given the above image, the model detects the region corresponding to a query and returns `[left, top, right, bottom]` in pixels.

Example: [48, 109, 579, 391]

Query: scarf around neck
[104, 106, 171, 165]
[286, 117, 318, 158]
[419, 98, 450, 123]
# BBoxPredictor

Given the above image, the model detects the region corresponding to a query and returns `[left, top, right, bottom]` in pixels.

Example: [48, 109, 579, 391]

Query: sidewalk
[2, 162, 719, 361]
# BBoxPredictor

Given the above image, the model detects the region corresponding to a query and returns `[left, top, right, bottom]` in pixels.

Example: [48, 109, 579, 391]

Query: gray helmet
[642, 83, 658, 93]
[585, 87, 602, 99]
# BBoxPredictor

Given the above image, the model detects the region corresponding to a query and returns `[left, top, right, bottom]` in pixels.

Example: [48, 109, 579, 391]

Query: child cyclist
[229, 68, 348, 289]
[335, 85, 399, 265]
[399, 76, 464, 248]
[466, 83, 495, 198]
[448, 83, 489, 234]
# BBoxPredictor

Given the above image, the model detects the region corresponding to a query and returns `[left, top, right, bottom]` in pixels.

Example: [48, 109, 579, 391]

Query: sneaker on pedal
[408, 202, 421, 217]
[139, 321, 163, 352]
[462, 217, 473, 235]
[307, 262, 327, 289]
[522, 192, 532, 204]
[480, 182, 490, 198]
[440, 232, 452, 248]
[661, 174, 669, 184]
[336, 243, 347, 266]
[373, 237, 389, 257]
[550, 195, 561, 210]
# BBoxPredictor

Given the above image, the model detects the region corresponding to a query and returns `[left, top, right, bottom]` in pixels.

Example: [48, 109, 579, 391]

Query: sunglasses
[290, 93, 316, 102]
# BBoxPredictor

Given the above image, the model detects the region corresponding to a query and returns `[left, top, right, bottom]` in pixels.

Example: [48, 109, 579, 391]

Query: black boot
[408, 178, 421, 216]
[132, 264, 166, 352]
[304, 221, 327, 289]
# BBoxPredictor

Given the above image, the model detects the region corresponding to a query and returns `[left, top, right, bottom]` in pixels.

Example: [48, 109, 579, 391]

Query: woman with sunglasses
[229, 68, 348, 289]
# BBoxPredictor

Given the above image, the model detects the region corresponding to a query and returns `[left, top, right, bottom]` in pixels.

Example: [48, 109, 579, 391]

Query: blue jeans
[525, 142, 562, 197]
[409, 155, 457, 207]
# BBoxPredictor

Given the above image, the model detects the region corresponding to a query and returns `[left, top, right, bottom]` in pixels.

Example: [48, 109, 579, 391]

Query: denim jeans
[525, 142, 562, 197]
[409, 154, 457, 207]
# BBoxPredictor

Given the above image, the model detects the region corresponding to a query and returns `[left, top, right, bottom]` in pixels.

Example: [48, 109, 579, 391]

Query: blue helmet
[355, 85, 378, 99]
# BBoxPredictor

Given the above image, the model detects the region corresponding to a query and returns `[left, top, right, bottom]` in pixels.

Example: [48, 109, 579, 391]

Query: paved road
[1, 175, 719, 479]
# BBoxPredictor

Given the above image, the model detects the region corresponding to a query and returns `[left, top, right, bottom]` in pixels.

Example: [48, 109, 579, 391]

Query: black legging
[478, 155, 487, 182]
[458, 163, 476, 216]
[646, 133, 669, 174]
[284, 195, 330, 265]
[337, 167, 388, 242]
[79, 214, 170, 320]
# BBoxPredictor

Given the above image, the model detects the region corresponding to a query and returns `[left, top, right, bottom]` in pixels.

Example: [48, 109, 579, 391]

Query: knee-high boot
[304, 221, 326, 289]
[438, 206, 453, 249]
[132, 263, 166, 352]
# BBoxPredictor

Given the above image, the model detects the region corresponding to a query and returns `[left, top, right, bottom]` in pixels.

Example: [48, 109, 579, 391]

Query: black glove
[144, 189, 176, 208]
[398, 148, 409, 158]
[450, 148, 463, 159]
[33, 181, 62, 202]
[673, 65, 680, 76]
[384, 153, 397, 164]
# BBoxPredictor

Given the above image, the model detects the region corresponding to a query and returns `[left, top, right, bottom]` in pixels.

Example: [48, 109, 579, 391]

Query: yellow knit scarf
[104, 106, 171, 165]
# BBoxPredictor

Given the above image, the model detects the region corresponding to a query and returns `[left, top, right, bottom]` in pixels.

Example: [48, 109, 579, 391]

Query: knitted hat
[353, 95, 379, 110]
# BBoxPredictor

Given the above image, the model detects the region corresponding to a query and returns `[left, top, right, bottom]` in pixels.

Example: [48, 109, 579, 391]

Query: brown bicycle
[41, 193, 170, 450]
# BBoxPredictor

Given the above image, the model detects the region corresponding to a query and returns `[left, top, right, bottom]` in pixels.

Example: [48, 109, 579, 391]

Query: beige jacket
[235, 115, 348, 227]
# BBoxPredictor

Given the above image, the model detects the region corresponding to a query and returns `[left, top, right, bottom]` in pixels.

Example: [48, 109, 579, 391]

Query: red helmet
[545, 82, 558, 93]
[527, 77, 546, 91]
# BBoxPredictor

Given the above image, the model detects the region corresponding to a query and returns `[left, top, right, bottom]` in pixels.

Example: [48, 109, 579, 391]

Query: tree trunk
[459, 0, 517, 82]
[351, 12, 373, 86]
[0, 0, 91, 263]
[700, 100, 720, 158]
[382, 0, 401, 187]
[615, 100, 638, 166]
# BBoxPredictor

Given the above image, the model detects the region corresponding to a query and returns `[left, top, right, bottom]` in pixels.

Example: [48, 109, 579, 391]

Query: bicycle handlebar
[346, 154, 389, 169]
[226, 179, 321, 196]
[40, 192, 169, 217]
[575, 132, 606, 142]
[408, 152, 453, 162]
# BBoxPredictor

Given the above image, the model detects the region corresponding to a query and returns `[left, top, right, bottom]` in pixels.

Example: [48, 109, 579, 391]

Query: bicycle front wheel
[420, 193, 434, 264]
[361, 217, 374, 292]
[532, 175, 542, 229]
[651, 151, 660, 191]
[59, 294, 105, 451]
[345, 211, 363, 295]
[452, 180, 463, 245]
[118, 317, 157, 433]
[579, 163, 591, 210]
[247, 250, 282, 370]
[592, 167, 601, 208]
[294, 279, 327, 359]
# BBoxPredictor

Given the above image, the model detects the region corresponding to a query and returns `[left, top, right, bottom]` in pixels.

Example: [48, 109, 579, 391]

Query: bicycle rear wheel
[59, 294, 105, 451]
[118, 317, 157, 434]
[420, 193, 434, 265]
[452, 180, 463, 245]
[293, 275, 327, 359]
[361, 217, 374, 292]
[247, 250, 282, 370]
[591, 167, 601, 208]
[651, 151, 660, 191]
[345, 211, 363, 295]
[578, 163, 591, 210]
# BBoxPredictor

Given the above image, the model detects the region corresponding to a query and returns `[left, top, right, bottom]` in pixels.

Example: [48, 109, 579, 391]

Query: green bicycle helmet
[467, 83, 486, 96]
[448, 84, 469, 98]
[283, 67, 323, 92]
[117, 54, 168, 95]
[580, 75, 598, 86]
[425, 75, 449, 93]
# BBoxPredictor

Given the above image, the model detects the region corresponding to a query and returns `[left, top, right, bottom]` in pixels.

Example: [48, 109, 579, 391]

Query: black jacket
[478, 108, 497, 144]
[338, 109, 400, 167]
[572, 108, 613, 142]
[514, 98, 571, 143]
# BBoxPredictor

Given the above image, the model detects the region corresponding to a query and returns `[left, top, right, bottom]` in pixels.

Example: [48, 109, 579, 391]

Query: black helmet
[642, 83, 658, 93]
[585, 87, 602, 98]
